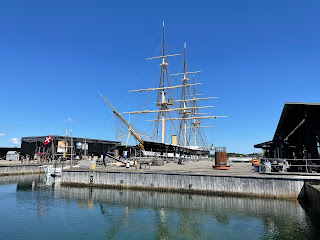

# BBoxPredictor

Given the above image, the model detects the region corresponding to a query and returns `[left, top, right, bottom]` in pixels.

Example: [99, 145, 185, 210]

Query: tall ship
[101, 22, 226, 160]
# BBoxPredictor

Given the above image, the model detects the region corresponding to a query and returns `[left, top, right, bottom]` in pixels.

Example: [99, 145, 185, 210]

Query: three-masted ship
[101, 22, 226, 160]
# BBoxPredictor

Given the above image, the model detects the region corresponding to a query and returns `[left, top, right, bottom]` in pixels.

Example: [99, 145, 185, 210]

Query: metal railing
[260, 158, 320, 173]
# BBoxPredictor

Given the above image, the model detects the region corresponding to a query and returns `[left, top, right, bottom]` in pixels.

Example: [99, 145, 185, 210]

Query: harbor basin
[0, 174, 320, 239]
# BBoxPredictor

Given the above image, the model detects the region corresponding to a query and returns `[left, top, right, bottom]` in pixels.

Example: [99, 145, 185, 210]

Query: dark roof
[254, 140, 274, 149]
[0, 147, 21, 155]
[255, 102, 320, 149]
[254, 140, 296, 149]
[274, 102, 320, 139]
[0, 147, 21, 150]
[21, 135, 121, 145]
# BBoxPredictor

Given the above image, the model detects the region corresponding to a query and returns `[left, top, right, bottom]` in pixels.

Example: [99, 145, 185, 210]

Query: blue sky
[0, 0, 319, 153]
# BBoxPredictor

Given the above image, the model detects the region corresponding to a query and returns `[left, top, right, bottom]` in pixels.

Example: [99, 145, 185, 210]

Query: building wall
[305, 183, 320, 215]
[0, 147, 21, 158]
[20, 136, 120, 157]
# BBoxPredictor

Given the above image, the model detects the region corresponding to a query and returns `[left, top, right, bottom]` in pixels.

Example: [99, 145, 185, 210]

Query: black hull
[142, 141, 210, 156]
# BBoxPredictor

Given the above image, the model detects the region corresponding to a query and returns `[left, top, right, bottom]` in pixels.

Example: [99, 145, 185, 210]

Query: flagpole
[85, 136, 87, 159]
[70, 130, 73, 169]
[52, 138, 55, 162]
[63, 129, 67, 170]
[65, 129, 67, 159]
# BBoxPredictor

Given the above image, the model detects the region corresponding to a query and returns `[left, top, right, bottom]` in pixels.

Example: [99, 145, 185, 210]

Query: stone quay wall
[61, 170, 305, 199]
[305, 183, 320, 214]
[0, 164, 44, 176]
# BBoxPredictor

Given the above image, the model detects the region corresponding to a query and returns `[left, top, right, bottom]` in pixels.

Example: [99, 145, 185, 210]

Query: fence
[260, 158, 320, 173]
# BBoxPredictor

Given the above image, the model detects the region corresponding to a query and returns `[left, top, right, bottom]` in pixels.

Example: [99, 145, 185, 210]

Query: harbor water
[0, 174, 320, 240]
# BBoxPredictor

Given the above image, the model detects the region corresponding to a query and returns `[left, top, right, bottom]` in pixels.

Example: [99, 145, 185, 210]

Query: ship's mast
[191, 75, 199, 146]
[182, 43, 188, 146]
[138, 21, 180, 144]
[160, 21, 167, 143]
[173, 44, 225, 147]
[179, 43, 202, 147]
[126, 23, 227, 148]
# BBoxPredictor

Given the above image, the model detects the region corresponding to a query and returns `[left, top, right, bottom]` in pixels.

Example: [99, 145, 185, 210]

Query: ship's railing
[260, 158, 320, 173]
[127, 155, 212, 164]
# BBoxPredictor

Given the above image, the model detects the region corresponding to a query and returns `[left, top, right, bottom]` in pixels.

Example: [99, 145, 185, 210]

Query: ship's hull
[142, 141, 210, 158]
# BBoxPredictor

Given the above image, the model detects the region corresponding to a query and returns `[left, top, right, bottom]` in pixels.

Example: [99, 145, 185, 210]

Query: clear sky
[0, 0, 319, 153]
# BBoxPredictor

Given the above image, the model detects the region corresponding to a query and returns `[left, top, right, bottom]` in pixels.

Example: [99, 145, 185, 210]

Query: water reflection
[54, 185, 320, 240]
[8, 175, 56, 221]
[3, 175, 320, 240]
[0, 174, 45, 186]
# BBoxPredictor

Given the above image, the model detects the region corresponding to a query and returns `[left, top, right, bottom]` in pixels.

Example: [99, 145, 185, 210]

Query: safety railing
[260, 158, 320, 173]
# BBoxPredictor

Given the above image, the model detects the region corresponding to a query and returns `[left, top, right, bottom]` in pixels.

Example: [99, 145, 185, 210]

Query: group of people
[20, 154, 52, 163]
[264, 159, 290, 173]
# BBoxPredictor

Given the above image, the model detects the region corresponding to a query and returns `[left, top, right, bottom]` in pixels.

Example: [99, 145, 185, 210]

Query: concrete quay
[61, 161, 320, 199]
[0, 160, 44, 176]
[305, 183, 320, 215]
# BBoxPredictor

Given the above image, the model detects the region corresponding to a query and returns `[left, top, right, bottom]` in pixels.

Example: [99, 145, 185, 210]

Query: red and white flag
[43, 135, 52, 145]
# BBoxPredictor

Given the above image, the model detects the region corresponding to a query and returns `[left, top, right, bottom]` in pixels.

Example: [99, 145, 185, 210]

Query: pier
[61, 161, 320, 200]
[0, 160, 44, 176]
[305, 182, 320, 214]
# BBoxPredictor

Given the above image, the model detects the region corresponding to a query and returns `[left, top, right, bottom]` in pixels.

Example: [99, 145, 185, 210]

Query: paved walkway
[0, 160, 36, 165]
[2, 159, 320, 180]
[95, 161, 320, 180]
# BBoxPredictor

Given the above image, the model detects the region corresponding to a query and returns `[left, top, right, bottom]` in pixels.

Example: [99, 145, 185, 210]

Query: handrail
[261, 158, 320, 161]
[260, 158, 320, 173]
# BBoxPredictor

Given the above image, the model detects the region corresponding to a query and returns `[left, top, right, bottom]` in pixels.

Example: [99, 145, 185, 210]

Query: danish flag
[43, 135, 52, 145]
